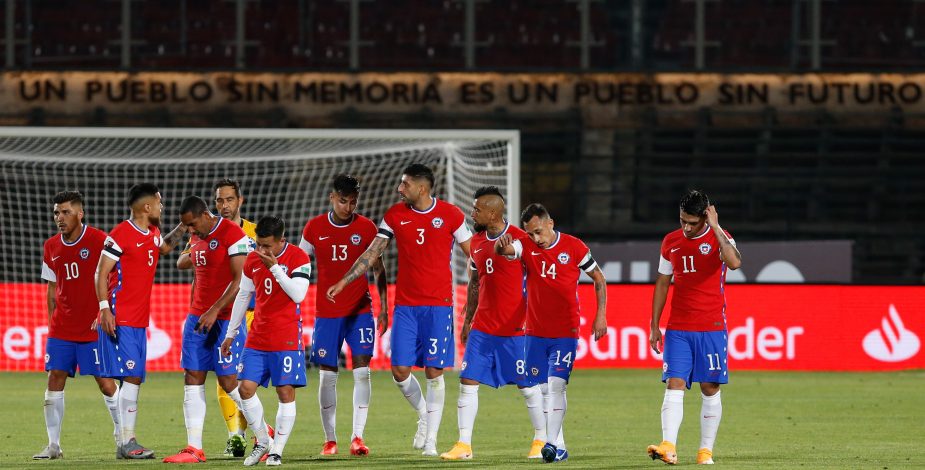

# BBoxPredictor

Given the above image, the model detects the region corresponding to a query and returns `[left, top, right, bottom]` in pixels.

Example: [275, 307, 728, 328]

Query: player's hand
[256, 249, 278, 269]
[705, 205, 719, 228]
[326, 280, 347, 301]
[494, 233, 513, 254]
[649, 327, 663, 354]
[460, 321, 472, 345]
[99, 308, 117, 338]
[220, 337, 233, 357]
[377, 310, 389, 337]
[592, 315, 607, 341]
[196, 308, 219, 334]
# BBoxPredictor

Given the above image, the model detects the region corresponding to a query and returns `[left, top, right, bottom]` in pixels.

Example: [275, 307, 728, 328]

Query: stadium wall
[2, 284, 921, 373]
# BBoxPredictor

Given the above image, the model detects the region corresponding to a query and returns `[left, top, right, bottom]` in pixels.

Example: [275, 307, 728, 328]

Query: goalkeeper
[177, 178, 264, 458]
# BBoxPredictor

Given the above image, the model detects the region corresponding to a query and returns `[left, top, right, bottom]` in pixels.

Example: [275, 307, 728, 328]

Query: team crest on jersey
[557, 252, 570, 264]
[154, 236, 162, 247]
[126, 360, 136, 370]
[699, 243, 712, 255]
[432, 217, 444, 228]
[531, 367, 539, 376]
[350, 234, 362, 245]
[318, 348, 327, 358]
[79, 248, 90, 259]
[209, 239, 219, 250]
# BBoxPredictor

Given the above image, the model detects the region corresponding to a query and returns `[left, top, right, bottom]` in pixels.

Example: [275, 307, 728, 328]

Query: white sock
[546, 377, 567, 450]
[661, 389, 685, 445]
[103, 386, 121, 446]
[240, 394, 269, 445]
[270, 401, 296, 456]
[182, 384, 206, 449]
[318, 370, 338, 442]
[700, 391, 722, 450]
[425, 376, 445, 447]
[43, 390, 65, 446]
[394, 375, 426, 417]
[456, 384, 479, 445]
[119, 382, 140, 443]
[352, 367, 371, 439]
[541, 383, 564, 446]
[519, 386, 546, 442]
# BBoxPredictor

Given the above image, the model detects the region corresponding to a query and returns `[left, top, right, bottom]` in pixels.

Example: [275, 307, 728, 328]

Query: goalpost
[0, 127, 520, 371]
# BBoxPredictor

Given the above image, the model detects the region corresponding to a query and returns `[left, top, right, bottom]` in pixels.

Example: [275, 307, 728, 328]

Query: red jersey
[658, 226, 735, 332]
[243, 243, 311, 351]
[41, 225, 108, 342]
[514, 232, 597, 339]
[469, 223, 527, 337]
[102, 220, 162, 328]
[300, 212, 378, 318]
[188, 217, 252, 319]
[378, 197, 471, 307]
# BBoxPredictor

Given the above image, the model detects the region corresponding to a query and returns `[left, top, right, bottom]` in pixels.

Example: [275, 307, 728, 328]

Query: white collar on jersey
[61, 224, 87, 246]
[689, 225, 712, 240]
[327, 211, 355, 228]
[205, 216, 223, 237]
[127, 219, 150, 235]
[486, 221, 510, 241]
[274, 242, 289, 258]
[544, 231, 562, 250]
[409, 196, 438, 214]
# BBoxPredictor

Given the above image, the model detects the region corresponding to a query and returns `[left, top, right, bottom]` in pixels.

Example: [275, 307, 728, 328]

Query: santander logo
[145, 319, 172, 361]
[862, 304, 920, 362]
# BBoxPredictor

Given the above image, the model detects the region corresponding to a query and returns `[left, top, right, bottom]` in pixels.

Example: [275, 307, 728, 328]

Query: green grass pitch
[1, 369, 922, 469]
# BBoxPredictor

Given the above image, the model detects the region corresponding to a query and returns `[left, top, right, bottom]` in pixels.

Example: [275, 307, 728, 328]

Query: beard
[149, 215, 161, 227]
[473, 223, 487, 233]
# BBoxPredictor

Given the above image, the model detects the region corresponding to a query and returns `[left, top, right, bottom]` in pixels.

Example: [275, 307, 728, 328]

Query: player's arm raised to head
[705, 205, 741, 270]
[158, 222, 187, 255]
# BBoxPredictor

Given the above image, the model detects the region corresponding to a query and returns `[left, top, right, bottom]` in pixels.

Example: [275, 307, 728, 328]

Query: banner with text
[1, 284, 921, 372]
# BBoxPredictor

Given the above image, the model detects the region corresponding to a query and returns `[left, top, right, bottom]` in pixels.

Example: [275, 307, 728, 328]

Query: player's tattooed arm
[649, 273, 673, 354]
[159, 222, 188, 254]
[372, 255, 390, 336]
[589, 266, 608, 341]
[461, 268, 479, 344]
[705, 205, 741, 270]
[327, 236, 389, 300]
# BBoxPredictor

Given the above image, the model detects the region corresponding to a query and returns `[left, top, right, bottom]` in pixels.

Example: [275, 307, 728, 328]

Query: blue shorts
[390, 305, 454, 369]
[459, 330, 527, 388]
[97, 326, 147, 382]
[310, 313, 375, 367]
[180, 314, 247, 375]
[662, 329, 729, 388]
[524, 336, 578, 385]
[238, 347, 307, 388]
[45, 337, 100, 377]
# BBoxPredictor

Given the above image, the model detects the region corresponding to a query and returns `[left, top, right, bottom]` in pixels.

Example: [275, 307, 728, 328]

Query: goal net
[0, 127, 519, 371]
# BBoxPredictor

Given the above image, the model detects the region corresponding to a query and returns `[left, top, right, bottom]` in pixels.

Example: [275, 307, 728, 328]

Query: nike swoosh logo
[51, 256, 61, 261]
[400, 221, 411, 225]
[474, 248, 483, 253]
[127, 408, 137, 413]
[322, 405, 334, 410]
[531, 251, 541, 256]
[252, 268, 260, 273]
[703, 415, 717, 418]
[319, 236, 330, 240]
[358, 406, 368, 409]
[670, 248, 681, 252]
[136, 242, 145, 247]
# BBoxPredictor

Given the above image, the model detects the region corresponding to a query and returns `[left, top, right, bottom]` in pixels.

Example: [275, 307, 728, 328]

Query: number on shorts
[358, 327, 374, 344]
[428, 338, 439, 355]
[282, 356, 293, 373]
[92, 348, 100, 365]
[264, 278, 273, 295]
[516, 359, 525, 375]
[553, 350, 572, 367]
[217, 347, 233, 364]
[706, 353, 722, 371]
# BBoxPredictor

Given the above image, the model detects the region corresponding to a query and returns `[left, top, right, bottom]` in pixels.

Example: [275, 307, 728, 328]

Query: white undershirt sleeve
[658, 255, 673, 275]
[41, 262, 57, 282]
[299, 237, 315, 256]
[270, 263, 311, 303]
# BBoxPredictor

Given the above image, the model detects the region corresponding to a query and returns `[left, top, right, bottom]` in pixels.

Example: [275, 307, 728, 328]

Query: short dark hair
[473, 186, 504, 201]
[255, 215, 285, 239]
[332, 174, 361, 196]
[213, 178, 242, 198]
[680, 190, 710, 216]
[179, 195, 209, 216]
[402, 163, 435, 190]
[53, 191, 84, 207]
[520, 203, 550, 225]
[127, 183, 160, 207]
